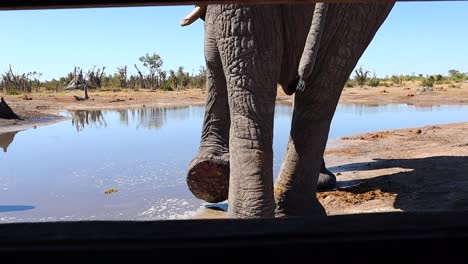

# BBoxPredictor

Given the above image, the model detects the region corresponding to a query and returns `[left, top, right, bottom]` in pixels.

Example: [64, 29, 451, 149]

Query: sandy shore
[320, 122, 468, 215]
[1, 82, 467, 218]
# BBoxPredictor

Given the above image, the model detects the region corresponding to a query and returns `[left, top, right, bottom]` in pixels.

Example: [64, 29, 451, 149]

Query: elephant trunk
[292, 3, 328, 92]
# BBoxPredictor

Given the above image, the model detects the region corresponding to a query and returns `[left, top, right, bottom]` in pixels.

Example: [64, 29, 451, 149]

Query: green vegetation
[344, 66, 468, 89]
[354, 66, 369, 87]
[0, 53, 207, 95]
[421, 76, 435, 88]
[1, 60, 467, 95]
[345, 79, 356, 88]
[367, 73, 380, 87]
[390, 75, 402, 85]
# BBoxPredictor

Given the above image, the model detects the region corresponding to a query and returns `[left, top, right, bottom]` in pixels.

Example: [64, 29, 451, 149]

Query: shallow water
[1, 104, 467, 222]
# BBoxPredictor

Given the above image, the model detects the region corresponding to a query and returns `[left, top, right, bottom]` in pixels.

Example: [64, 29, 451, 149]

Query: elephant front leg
[274, 3, 394, 217]
[274, 95, 336, 217]
[217, 5, 283, 218]
[187, 22, 231, 204]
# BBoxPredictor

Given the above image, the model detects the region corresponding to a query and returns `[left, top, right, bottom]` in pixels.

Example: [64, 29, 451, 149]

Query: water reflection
[133, 107, 175, 130]
[0, 103, 467, 222]
[69, 106, 197, 131]
[337, 104, 468, 116]
[0, 131, 18, 152]
[67, 104, 468, 132]
[71, 110, 107, 132]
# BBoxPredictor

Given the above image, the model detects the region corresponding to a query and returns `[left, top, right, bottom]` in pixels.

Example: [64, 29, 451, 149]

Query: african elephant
[185, 3, 394, 218]
[183, 4, 337, 202]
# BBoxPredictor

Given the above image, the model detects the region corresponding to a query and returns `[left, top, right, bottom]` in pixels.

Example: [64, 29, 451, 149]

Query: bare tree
[0, 65, 40, 94]
[87, 66, 106, 89]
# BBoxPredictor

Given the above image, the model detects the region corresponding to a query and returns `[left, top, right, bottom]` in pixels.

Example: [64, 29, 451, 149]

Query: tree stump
[0, 97, 21, 119]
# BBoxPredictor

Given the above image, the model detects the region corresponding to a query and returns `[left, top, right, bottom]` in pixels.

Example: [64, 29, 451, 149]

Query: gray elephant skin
[186, 3, 394, 218]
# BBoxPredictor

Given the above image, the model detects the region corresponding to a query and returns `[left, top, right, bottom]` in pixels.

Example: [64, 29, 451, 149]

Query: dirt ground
[1, 81, 468, 218]
[320, 122, 468, 215]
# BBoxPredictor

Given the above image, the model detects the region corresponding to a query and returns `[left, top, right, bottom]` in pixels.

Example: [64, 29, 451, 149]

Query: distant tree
[177, 66, 190, 88]
[139, 53, 163, 88]
[354, 66, 369, 87]
[421, 76, 435, 88]
[448, 69, 466, 82]
[116, 66, 128, 88]
[160, 70, 167, 83]
[86, 66, 106, 89]
[192, 66, 206, 89]
[168, 69, 177, 90]
[0, 65, 41, 94]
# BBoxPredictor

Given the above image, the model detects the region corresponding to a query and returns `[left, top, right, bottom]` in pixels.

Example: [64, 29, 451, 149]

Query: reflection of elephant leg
[275, 3, 394, 217]
[187, 21, 231, 204]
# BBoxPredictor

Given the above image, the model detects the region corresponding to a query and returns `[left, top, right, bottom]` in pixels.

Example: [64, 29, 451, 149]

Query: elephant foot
[275, 198, 327, 218]
[317, 166, 337, 191]
[187, 152, 229, 203]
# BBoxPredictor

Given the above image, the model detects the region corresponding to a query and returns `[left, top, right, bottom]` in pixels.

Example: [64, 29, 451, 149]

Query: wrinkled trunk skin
[275, 3, 394, 217]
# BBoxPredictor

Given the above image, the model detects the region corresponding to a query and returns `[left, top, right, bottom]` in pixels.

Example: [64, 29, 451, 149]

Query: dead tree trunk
[66, 67, 86, 90]
[134, 64, 146, 89]
[0, 97, 21, 119]
[84, 84, 89, 100]
[74, 84, 89, 101]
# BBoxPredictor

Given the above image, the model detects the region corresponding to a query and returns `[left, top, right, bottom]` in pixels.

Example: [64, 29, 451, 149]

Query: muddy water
[1, 104, 467, 222]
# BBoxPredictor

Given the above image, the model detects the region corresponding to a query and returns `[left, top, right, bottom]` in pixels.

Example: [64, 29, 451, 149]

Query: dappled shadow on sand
[328, 156, 468, 212]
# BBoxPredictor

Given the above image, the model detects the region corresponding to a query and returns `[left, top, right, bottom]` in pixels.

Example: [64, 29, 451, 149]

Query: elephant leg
[274, 91, 337, 217]
[214, 5, 283, 218]
[187, 20, 230, 204]
[275, 3, 394, 217]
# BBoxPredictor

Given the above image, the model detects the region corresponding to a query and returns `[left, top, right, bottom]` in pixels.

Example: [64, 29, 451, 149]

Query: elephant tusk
[296, 2, 328, 92]
[180, 5, 207, 27]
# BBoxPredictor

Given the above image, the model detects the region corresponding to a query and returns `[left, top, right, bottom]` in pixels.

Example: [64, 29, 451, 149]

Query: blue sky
[0, 2, 467, 80]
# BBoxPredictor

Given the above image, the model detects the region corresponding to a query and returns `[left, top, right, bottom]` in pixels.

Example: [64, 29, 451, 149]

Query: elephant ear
[296, 3, 328, 92]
